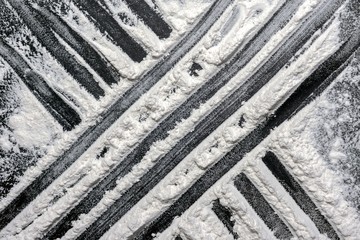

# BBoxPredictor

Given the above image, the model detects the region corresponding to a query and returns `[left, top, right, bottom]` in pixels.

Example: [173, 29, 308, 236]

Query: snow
[0, 0, 210, 212]
[101, 3, 350, 239]
[1, 0, 359, 239]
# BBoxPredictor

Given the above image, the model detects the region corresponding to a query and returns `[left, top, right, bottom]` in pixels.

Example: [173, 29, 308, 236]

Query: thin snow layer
[267, 62, 360, 238]
[6, 85, 61, 151]
[0, 60, 62, 198]
[0, 0, 210, 213]
[306, 58, 360, 212]
[101, 5, 346, 240]
[3, 0, 285, 238]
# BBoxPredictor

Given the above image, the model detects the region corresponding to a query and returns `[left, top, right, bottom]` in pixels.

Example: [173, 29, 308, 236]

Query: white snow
[1, 0, 359, 239]
[101, 3, 350, 239]
[0, 0, 211, 213]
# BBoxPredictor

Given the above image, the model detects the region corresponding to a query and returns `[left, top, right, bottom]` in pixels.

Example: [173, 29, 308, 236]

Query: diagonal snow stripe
[0, 0, 233, 230]
[262, 152, 339, 239]
[212, 199, 239, 239]
[122, 0, 172, 39]
[33, 4, 121, 85]
[158, 183, 278, 240]
[0, 39, 81, 131]
[234, 173, 293, 239]
[75, 1, 346, 238]
[176, 206, 236, 240]
[248, 161, 325, 238]
[130, 30, 360, 240]
[44, 1, 305, 237]
[73, 0, 147, 62]
[6, 0, 105, 99]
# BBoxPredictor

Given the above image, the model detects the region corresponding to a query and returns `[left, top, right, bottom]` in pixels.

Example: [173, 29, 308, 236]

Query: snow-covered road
[0, 0, 359, 239]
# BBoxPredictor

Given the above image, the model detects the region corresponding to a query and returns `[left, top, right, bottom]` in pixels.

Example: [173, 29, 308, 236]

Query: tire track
[0, 39, 81, 131]
[122, 0, 172, 39]
[234, 173, 293, 239]
[44, 1, 305, 237]
[212, 199, 239, 239]
[131, 28, 360, 240]
[161, 184, 279, 240]
[73, 0, 147, 62]
[263, 152, 339, 239]
[14, 1, 283, 237]
[33, 4, 121, 85]
[74, 1, 347, 239]
[7, 0, 105, 99]
[0, 0, 233, 230]
[0, 1, 99, 116]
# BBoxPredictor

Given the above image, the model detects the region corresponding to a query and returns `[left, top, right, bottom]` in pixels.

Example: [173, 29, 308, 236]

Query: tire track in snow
[234, 173, 293, 239]
[7, 0, 106, 99]
[160, 184, 279, 240]
[33, 4, 121, 86]
[0, 0, 233, 230]
[0, 1, 101, 118]
[262, 152, 339, 239]
[12, 1, 284, 237]
[72, 0, 147, 62]
[0, 39, 81, 131]
[74, 1, 347, 238]
[44, 1, 305, 238]
[131, 27, 360, 239]
[212, 199, 239, 239]
[121, 0, 172, 39]
[176, 205, 236, 240]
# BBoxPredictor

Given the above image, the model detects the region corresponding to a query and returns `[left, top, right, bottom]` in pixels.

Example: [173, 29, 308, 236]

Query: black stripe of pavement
[234, 173, 293, 239]
[263, 152, 340, 239]
[34, 5, 121, 85]
[0, 0, 233, 231]
[212, 199, 239, 239]
[0, 39, 81, 131]
[122, 0, 172, 39]
[131, 25, 360, 240]
[45, 0, 306, 237]
[7, 0, 105, 99]
[76, 1, 348, 239]
[73, 0, 147, 62]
